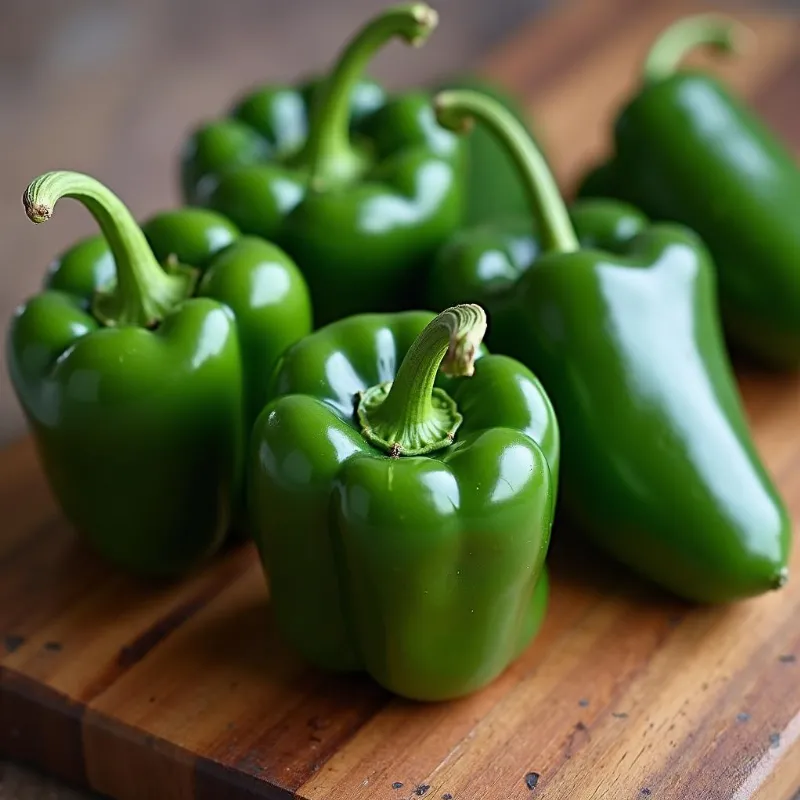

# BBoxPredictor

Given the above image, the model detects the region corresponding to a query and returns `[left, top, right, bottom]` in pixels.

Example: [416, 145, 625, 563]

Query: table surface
[2, 0, 800, 799]
[1, 1, 538, 796]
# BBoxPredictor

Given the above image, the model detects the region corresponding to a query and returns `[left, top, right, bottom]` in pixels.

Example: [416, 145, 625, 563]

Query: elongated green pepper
[8, 171, 311, 576]
[578, 15, 800, 367]
[248, 305, 559, 700]
[182, 4, 463, 326]
[431, 90, 791, 603]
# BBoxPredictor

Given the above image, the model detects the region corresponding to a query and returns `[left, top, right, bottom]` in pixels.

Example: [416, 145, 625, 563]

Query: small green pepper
[578, 15, 800, 368]
[8, 171, 311, 576]
[430, 90, 790, 603]
[181, 4, 463, 326]
[248, 305, 558, 700]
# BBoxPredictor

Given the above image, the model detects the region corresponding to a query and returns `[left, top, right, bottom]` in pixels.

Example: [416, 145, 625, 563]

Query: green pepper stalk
[24, 171, 197, 329]
[643, 14, 749, 84]
[180, 4, 463, 326]
[437, 93, 577, 254]
[302, 2, 438, 189]
[357, 304, 485, 455]
[429, 75, 552, 226]
[432, 89, 790, 603]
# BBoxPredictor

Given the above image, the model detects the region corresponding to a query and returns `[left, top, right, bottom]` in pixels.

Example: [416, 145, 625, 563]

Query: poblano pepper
[8, 171, 311, 576]
[578, 15, 800, 368]
[248, 305, 559, 701]
[431, 90, 791, 603]
[181, 3, 463, 326]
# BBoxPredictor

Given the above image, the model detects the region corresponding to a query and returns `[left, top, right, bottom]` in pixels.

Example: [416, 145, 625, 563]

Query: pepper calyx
[356, 304, 485, 457]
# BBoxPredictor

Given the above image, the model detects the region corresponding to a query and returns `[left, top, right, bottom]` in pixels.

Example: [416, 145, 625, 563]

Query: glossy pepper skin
[578, 15, 800, 368]
[249, 306, 559, 700]
[432, 90, 791, 604]
[181, 4, 463, 327]
[427, 199, 646, 314]
[8, 171, 311, 576]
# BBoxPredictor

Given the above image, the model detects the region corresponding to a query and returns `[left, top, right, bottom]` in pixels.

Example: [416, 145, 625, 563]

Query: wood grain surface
[3, 1, 800, 799]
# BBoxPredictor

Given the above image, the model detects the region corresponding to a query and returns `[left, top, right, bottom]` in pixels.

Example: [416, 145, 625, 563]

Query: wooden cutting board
[3, 1, 800, 798]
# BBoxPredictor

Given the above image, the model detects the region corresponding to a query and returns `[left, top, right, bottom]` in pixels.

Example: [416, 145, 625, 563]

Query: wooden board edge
[194, 756, 294, 800]
[1, 664, 299, 800]
[0, 665, 87, 789]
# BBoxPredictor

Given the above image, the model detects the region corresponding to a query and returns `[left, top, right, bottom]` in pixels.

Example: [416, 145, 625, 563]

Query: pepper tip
[23, 196, 53, 224]
[440, 304, 487, 378]
[433, 93, 474, 135]
[706, 13, 755, 56]
[409, 4, 438, 45]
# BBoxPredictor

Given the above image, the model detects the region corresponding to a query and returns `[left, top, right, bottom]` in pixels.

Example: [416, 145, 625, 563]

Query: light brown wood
[3, 2, 800, 799]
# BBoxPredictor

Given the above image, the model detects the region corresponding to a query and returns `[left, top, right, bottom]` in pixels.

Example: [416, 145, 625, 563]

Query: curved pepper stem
[303, 3, 438, 189]
[435, 89, 578, 254]
[643, 14, 750, 84]
[23, 171, 197, 328]
[357, 304, 486, 457]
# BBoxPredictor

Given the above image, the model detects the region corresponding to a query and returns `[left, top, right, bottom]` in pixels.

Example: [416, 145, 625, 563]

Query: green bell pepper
[8, 171, 311, 576]
[578, 15, 800, 368]
[248, 305, 559, 700]
[181, 3, 463, 327]
[430, 90, 791, 603]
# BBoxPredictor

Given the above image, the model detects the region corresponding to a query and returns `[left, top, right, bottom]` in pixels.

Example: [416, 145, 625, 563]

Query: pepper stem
[23, 171, 197, 328]
[303, 3, 438, 189]
[643, 14, 750, 84]
[357, 304, 486, 457]
[435, 90, 578, 254]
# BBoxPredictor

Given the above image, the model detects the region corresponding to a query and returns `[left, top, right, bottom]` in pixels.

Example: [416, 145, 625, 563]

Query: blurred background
[0, 0, 548, 447]
[0, 0, 797, 450]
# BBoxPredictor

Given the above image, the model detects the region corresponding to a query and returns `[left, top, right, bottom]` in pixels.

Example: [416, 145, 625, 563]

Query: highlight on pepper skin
[4, 2, 796, 733]
[248, 305, 558, 700]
